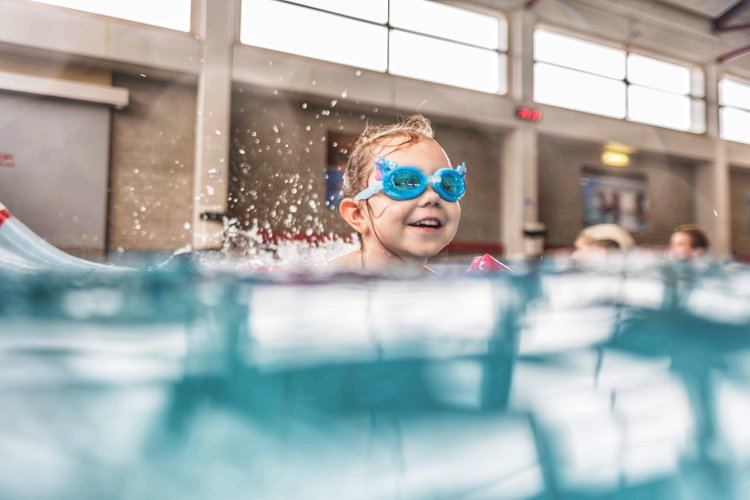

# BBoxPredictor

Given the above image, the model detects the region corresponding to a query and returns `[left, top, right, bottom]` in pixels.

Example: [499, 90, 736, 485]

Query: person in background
[571, 223, 635, 262]
[668, 224, 709, 261]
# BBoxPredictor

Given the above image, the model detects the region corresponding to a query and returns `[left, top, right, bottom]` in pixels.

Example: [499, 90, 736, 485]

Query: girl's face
[360, 138, 461, 263]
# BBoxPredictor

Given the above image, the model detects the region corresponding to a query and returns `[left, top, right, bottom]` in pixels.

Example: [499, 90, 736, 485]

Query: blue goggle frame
[354, 157, 467, 202]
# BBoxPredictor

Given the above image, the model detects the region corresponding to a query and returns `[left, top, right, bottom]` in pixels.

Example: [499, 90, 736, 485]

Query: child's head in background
[334, 115, 465, 272]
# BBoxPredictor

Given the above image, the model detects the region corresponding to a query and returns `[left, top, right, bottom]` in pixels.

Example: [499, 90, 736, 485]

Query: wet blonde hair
[342, 115, 435, 198]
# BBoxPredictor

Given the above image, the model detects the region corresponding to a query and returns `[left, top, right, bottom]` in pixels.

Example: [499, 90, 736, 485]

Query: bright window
[241, 0, 507, 94]
[720, 78, 750, 144]
[628, 86, 691, 131]
[284, 0, 388, 23]
[241, 0, 387, 72]
[534, 63, 625, 118]
[534, 29, 704, 132]
[535, 30, 625, 79]
[29, 0, 191, 31]
[720, 78, 750, 110]
[390, 0, 504, 51]
[627, 54, 691, 94]
[390, 31, 504, 94]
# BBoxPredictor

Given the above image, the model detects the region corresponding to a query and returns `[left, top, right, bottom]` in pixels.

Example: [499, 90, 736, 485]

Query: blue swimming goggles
[354, 157, 467, 202]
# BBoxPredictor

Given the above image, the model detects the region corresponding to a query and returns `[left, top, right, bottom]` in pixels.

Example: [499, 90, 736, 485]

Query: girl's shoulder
[320, 250, 362, 272]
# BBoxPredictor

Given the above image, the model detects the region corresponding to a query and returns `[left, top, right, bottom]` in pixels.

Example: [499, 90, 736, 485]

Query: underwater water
[3, 250, 750, 499]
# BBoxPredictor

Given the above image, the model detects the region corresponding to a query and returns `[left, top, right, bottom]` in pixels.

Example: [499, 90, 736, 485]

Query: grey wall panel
[0, 93, 109, 251]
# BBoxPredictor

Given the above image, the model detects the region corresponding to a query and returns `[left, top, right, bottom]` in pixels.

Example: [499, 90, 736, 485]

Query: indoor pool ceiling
[654, 0, 750, 20]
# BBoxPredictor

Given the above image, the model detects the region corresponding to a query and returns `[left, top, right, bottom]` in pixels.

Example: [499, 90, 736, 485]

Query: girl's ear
[339, 198, 369, 236]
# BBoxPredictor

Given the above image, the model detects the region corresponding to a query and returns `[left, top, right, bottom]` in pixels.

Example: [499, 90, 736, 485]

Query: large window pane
[720, 78, 750, 111]
[241, 0, 388, 72]
[720, 107, 750, 144]
[389, 30, 504, 94]
[390, 0, 504, 50]
[284, 0, 387, 23]
[628, 85, 691, 131]
[628, 54, 691, 95]
[534, 63, 626, 118]
[29, 0, 191, 31]
[534, 30, 625, 80]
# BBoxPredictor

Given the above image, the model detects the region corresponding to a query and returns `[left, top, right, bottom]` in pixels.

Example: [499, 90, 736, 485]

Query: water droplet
[272, 125, 279, 133]
[139, 73, 146, 78]
[214, 129, 222, 135]
[206, 185, 215, 195]
[301, 102, 308, 109]
[289, 205, 298, 213]
[184, 222, 191, 230]
[139, 206, 146, 212]
[305, 125, 311, 131]
[238, 148, 246, 154]
[272, 89, 278, 95]
[355, 70, 362, 76]
[340, 90, 348, 98]
[330, 99, 338, 107]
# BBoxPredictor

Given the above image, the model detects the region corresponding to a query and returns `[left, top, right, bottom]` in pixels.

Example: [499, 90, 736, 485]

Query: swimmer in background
[571, 223, 635, 262]
[327, 115, 464, 274]
[667, 224, 709, 261]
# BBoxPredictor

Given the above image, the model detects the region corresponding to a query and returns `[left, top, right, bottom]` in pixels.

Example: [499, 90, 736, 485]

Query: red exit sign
[0, 153, 15, 168]
[516, 106, 543, 123]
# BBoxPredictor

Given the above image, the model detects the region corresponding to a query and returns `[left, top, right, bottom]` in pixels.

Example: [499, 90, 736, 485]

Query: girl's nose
[418, 184, 441, 206]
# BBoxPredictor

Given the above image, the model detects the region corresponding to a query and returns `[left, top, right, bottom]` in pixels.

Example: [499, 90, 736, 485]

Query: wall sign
[581, 166, 649, 233]
[0, 152, 15, 168]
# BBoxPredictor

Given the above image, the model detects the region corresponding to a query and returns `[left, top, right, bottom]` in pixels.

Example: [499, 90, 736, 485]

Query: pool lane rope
[0, 202, 127, 272]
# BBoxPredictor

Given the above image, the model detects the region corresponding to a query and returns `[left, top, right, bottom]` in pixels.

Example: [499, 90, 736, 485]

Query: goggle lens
[439, 173, 464, 197]
[390, 170, 423, 193]
[354, 159, 466, 202]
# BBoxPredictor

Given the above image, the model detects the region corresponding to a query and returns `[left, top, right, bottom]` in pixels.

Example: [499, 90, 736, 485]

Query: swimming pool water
[2, 259, 750, 499]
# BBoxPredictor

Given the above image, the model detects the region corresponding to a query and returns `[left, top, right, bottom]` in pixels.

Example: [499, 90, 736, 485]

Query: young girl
[327, 115, 465, 273]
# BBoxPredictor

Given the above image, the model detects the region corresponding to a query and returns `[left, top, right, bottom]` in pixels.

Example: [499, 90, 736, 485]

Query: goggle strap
[354, 183, 383, 201]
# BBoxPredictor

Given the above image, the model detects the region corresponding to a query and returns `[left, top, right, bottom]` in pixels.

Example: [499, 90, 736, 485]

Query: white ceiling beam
[0, 69, 129, 108]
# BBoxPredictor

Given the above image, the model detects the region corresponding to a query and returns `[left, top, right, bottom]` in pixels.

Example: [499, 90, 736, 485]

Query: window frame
[240, 0, 509, 95]
[532, 26, 706, 133]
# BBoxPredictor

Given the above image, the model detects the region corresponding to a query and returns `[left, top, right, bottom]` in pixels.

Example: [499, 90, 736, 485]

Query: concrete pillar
[191, 0, 237, 250]
[501, 6, 540, 258]
[695, 64, 731, 257]
[502, 127, 539, 258]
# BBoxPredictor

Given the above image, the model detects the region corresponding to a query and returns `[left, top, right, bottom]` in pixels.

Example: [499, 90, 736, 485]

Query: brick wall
[108, 74, 196, 252]
[538, 135, 697, 249]
[228, 88, 503, 253]
[730, 167, 750, 258]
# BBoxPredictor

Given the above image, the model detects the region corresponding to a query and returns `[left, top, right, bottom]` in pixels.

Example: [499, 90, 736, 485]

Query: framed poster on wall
[580, 167, 649, 233]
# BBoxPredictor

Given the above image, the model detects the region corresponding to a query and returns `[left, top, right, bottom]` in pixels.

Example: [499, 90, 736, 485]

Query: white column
[191, 0, 236, 250]
[695, 64, 731, 257]
[501, 7, 540, 258]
